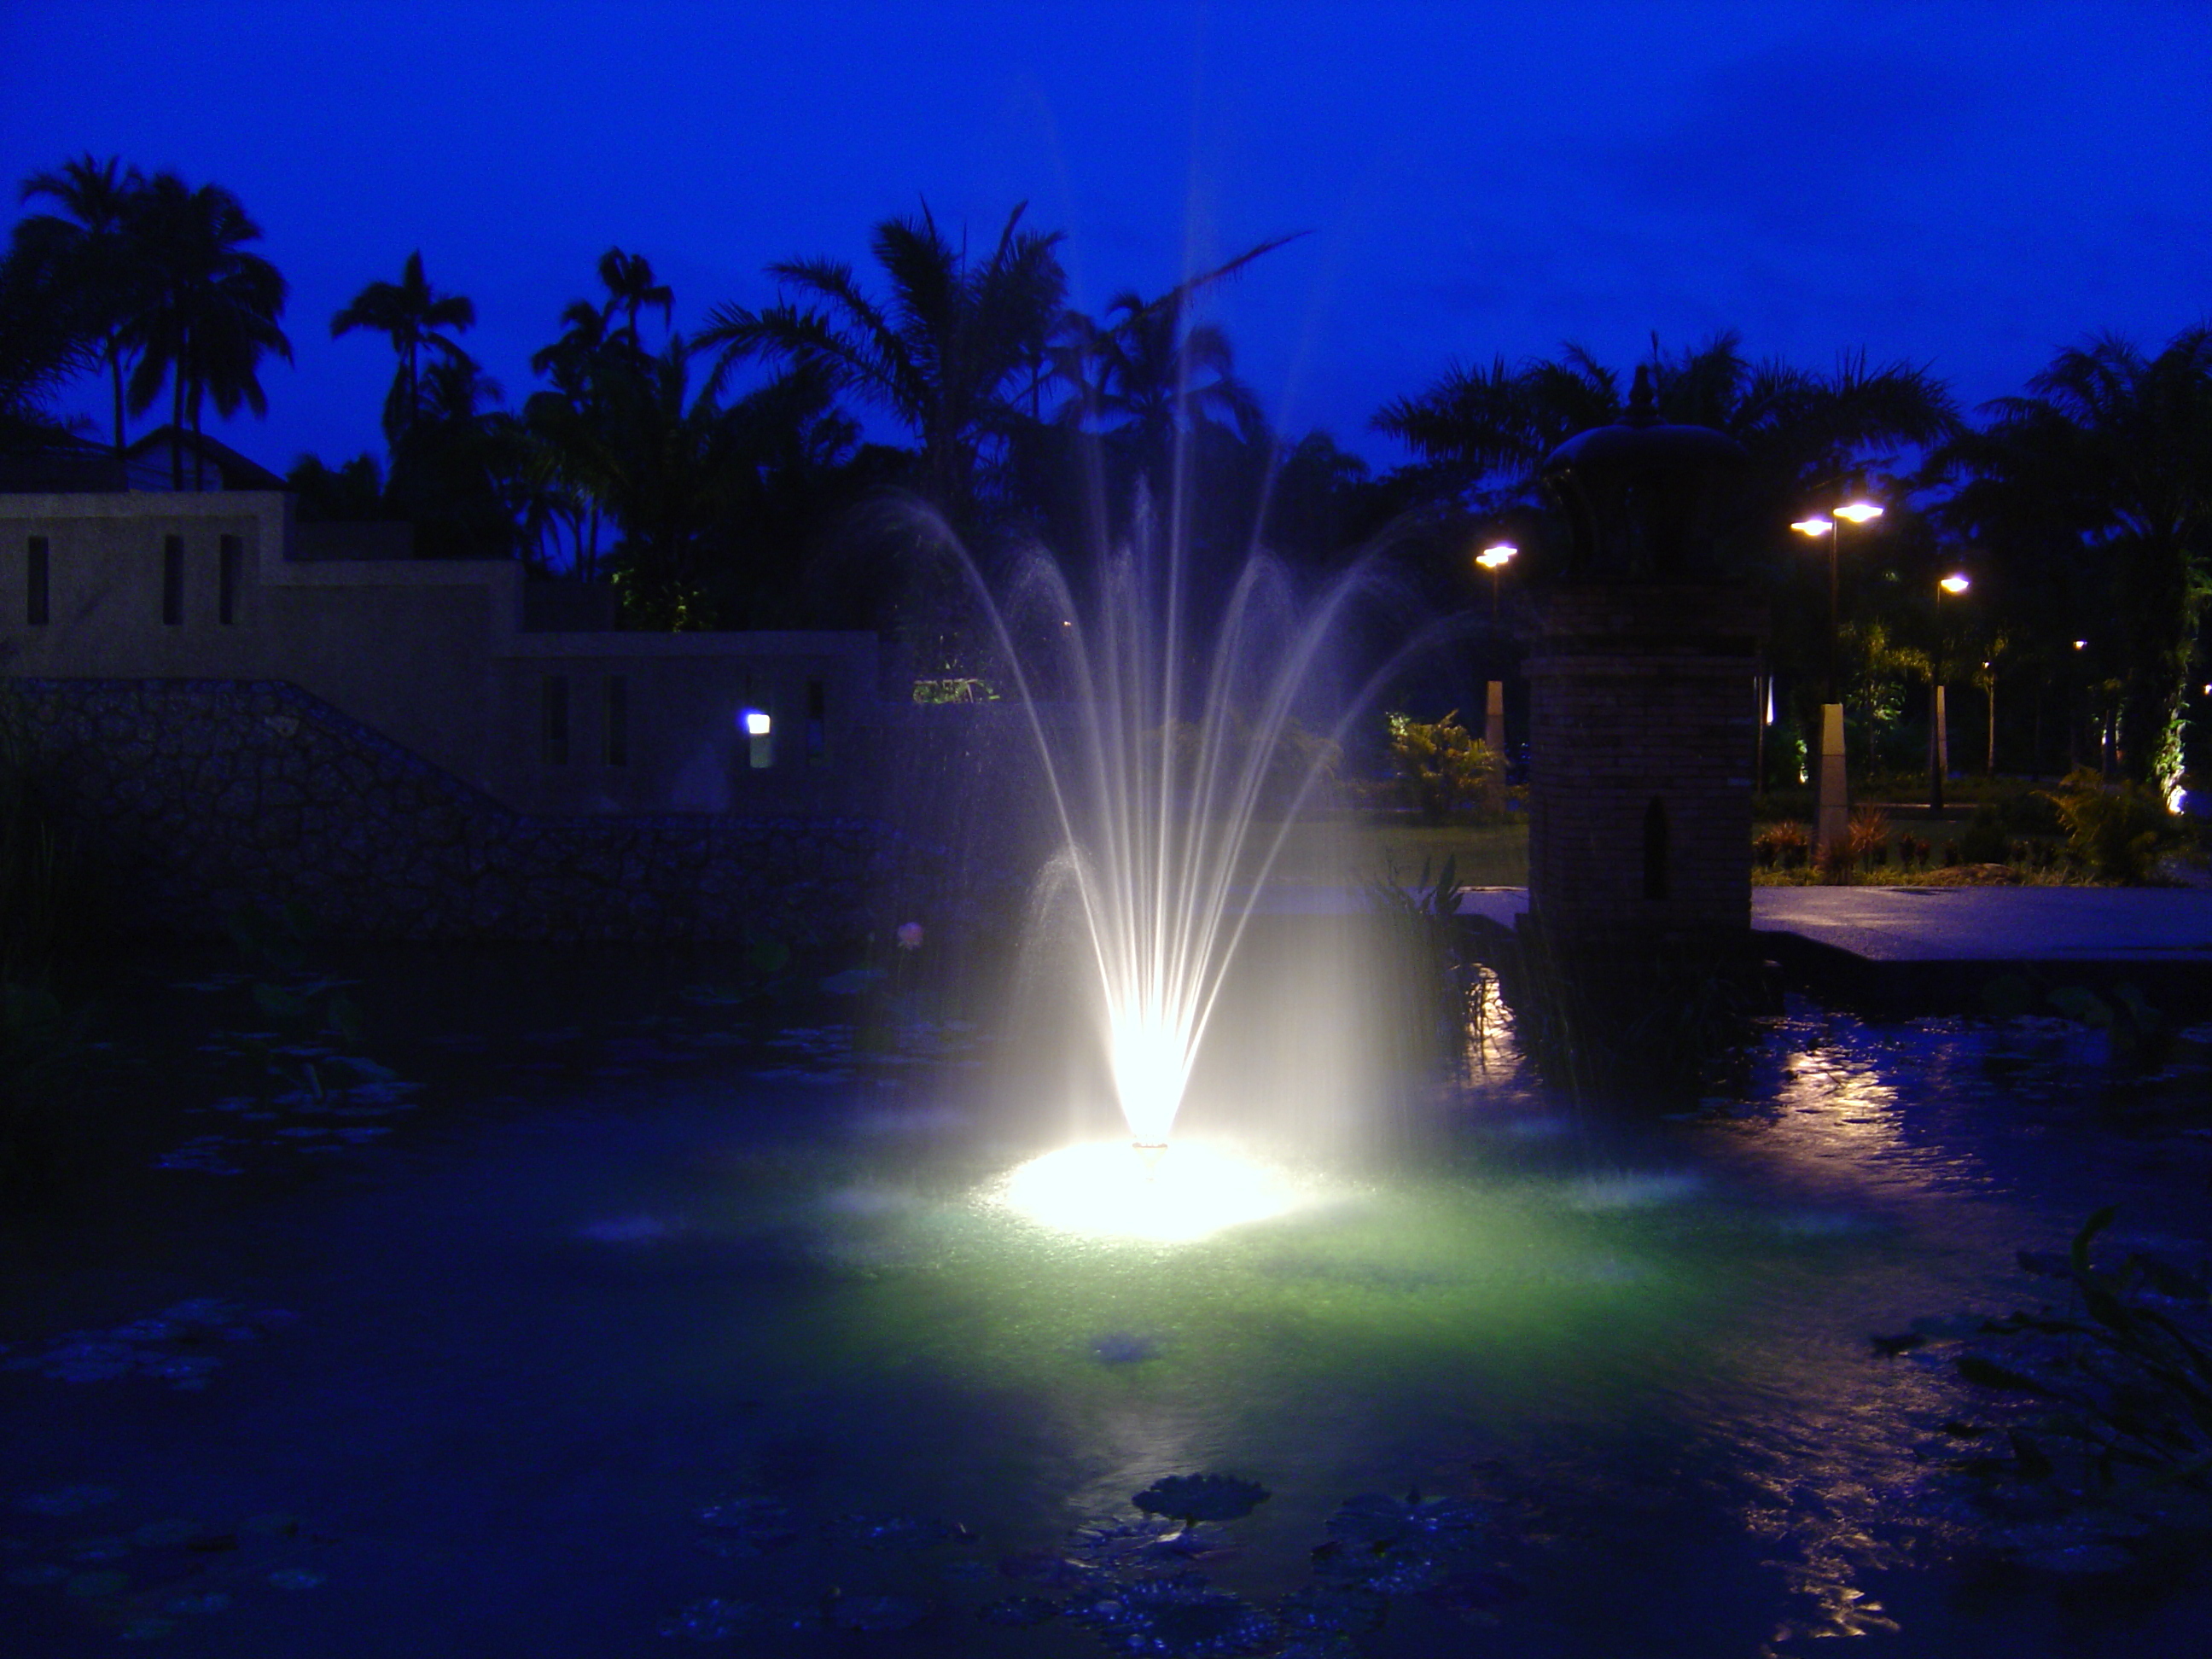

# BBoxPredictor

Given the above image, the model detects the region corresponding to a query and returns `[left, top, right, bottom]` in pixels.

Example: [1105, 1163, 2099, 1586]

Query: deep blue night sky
[4, 1, 2207, 474]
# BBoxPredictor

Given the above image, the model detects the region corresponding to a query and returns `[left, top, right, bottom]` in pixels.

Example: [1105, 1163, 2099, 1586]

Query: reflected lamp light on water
[993, 1141, 1304, 1243]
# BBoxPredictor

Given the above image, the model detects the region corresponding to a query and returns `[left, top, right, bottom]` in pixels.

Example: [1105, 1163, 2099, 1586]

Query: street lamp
[1476, 542, 1516, 620]
[1791, 497, 1883, 853]
[1930, 573, 1970, 812]
[1476, 542, 1517, 758]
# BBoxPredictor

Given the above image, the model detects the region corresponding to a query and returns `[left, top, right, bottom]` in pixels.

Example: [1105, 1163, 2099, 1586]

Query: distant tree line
[3, 154, 2206, 790]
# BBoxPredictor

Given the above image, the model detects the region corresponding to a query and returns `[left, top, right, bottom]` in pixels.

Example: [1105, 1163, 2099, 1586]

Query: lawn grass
[1248, 815, 1529, 888]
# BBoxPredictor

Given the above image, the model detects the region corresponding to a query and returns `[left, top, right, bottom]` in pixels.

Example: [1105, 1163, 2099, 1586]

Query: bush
[1752, 822, 1810, 869]
[1384, 712, 1507, 823]
[1844, 807, 1889, 868]
[1957, 803, 2012, 865]
[2041, 769, 2192, 882]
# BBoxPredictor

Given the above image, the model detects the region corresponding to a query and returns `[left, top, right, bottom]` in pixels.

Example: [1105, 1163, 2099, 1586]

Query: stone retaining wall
[3, 678, 955, 943]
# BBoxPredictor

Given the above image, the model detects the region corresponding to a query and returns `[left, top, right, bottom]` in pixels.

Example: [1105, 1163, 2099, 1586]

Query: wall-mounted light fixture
[740, 707, 773, 768]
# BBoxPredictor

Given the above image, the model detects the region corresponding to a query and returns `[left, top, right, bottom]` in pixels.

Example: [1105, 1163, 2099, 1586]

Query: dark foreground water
[3, 941, 2209, 1657]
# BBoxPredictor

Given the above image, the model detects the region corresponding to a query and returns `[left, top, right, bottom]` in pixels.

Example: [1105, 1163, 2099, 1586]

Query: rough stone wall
[4, 678, 954, 943]
[1522, 588, 1764, 940]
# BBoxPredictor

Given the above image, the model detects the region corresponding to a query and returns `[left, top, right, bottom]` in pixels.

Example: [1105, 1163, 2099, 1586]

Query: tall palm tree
[696, 201, 1068, 523]
[1375, 332, 1957, 521]
[1931, 328, 2212, 789]
[1053, 238, 1298, 493]
[330, 250, 477, 448]
[15, 154, 148, 463]
[125, 172, 291, 489]
[596, 247, 672, 351]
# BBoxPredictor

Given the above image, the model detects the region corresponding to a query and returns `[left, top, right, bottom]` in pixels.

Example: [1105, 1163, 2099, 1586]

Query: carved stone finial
[1625, 364, 1658, 427]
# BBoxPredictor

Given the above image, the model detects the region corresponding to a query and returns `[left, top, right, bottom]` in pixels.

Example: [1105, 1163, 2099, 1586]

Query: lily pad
[820, 1512, 961, 1550]
[18, 1485, 119, 1516]
[696, 1495, 796, 1555]
[1072, 1572, 1282, 1656]
[659, 1598, 761, 1639]
[1278, 1582, 1387, 1633]
[828, 1593, 929, 1632]
[1133, 1473, 1271, 1527]
[977, 1594, 1061, 1627]
[1324, 1491, 1492, 1551]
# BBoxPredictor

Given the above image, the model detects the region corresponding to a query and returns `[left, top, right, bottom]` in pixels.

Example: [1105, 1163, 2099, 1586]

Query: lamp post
[1476, 543, 1516, 758]
[1476, 542, 1516, 621]
[1791, 498, 1883, 853]
[1930, 573, 1970, 813]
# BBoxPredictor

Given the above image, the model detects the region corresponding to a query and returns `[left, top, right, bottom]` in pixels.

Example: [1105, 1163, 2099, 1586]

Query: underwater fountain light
[993, 1141, 1303, 1243]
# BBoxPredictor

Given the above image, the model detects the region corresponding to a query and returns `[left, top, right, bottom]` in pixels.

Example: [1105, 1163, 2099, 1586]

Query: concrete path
[1747, 884, 2212, 964]
[1302, 881, 2212, 969]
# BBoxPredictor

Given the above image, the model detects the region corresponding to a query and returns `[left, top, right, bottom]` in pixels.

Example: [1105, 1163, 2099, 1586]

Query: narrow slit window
[806, 678, 827, 765]
[542, 675, 570, 765]
[1641, 796, 1669, 901]
[26, 536, 49, 626]
[603, 675, 628, 767]
[218, 535, 242, 625]
[161, 535, 184, 626]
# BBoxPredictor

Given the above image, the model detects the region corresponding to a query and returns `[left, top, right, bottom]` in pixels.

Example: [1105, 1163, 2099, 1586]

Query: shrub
[2040, 769, 2192, 882]
[1843, 807, 1889, 868]
[1754, 822, 1809, 870]
[1897, 834, 1931, 869]
[1815, 836, 1856, 883]
[1955, 803, 2011, 865]
[1384, 712, 1506, 823]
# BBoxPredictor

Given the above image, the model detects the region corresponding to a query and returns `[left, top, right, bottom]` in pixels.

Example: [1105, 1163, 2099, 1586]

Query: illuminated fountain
[945, 491, 1415, 1233]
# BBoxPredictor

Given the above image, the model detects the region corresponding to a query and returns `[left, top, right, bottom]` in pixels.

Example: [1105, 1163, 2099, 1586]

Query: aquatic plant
[1921, 1208, 2212, 1569]
[1132, 1473, 1272, 1529]
[1364, 853, 1487, 1067]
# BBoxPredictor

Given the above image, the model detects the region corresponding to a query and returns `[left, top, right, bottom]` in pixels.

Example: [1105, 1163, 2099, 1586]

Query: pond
[3, 935, 2209, 1656]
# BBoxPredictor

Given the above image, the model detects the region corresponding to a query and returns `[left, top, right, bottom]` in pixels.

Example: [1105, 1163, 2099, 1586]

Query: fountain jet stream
[928, 485, 1442, 1150]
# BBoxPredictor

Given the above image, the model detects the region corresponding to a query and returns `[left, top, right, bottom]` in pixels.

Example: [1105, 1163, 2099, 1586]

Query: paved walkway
[1442, 884, 2212, 967]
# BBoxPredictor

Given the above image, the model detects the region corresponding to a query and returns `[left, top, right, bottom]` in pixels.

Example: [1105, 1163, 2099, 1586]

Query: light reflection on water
[6, 962, 2209, 1656]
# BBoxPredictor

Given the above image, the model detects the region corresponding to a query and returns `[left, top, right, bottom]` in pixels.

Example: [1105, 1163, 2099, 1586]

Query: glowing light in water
[954, 490, 1415, 1147]
[992, 1141, 1305, 1243]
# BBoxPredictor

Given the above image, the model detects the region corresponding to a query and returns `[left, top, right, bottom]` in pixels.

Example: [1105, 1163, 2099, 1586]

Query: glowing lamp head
[1940, 574, 1970, 595]
[1790, 517, 1835, 538]
[1476, 543, 1517, 570]
[2075, 640, 2087, 650]
[1833, 501, 1883, 524]
[742, 708, 772, 736]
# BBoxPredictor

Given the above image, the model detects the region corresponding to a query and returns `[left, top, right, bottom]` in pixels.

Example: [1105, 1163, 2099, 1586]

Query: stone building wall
[4, 678, 958, 944]
[1522, 587, 1764, 940]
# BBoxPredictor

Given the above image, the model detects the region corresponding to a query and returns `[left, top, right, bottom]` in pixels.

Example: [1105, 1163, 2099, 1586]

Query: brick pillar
[1521, 586, 1765, 951]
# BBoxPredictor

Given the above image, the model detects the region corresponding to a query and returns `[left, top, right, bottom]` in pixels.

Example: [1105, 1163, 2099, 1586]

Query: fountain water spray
[941, 487, 1423, 1152]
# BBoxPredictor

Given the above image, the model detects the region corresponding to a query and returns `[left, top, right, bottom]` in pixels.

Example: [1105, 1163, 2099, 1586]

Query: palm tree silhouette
[331, 250, 477, 447]
[696, 201, 1067, 523]
[1052, 234, 1300, 494]
[15, 154, 148, 464]
[1932, 327, 2212, 789]
[596, 247, 672, 351]
[125, 172, 290, 489]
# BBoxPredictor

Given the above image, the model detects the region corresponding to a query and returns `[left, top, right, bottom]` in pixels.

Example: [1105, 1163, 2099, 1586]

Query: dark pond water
[3, 938, 2209, 1656]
